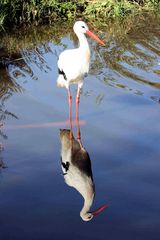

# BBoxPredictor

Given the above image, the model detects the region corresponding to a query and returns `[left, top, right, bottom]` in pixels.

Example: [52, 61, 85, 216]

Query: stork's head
[73, 21, 89, 34]
[73, 21, 105, 46]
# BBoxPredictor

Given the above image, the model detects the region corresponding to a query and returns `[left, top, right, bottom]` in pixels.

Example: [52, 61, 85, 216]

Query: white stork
[57, 21, 105, 127]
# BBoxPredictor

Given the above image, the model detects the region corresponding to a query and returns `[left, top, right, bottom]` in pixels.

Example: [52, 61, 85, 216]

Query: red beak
[86, 30, 105, 46]
[91, 204, 109, 216]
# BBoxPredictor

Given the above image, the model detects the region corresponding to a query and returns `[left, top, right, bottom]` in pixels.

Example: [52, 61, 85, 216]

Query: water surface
[0, 16, 160, 240]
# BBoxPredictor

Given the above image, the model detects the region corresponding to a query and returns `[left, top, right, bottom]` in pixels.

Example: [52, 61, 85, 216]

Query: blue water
[0, 18, 160, 240]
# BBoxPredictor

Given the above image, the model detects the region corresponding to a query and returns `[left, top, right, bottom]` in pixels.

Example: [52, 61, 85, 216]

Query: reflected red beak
[86, 30, 105, 46]
[91, 204, 109, 216]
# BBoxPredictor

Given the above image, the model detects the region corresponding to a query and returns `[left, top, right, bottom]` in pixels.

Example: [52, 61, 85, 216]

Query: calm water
[0, 16, 160, 240]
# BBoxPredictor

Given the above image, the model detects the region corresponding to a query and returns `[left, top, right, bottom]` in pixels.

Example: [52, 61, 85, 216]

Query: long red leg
[68, 86, 72, 140]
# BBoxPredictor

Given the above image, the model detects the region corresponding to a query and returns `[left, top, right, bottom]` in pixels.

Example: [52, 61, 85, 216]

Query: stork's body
[57, 31, 90, 90]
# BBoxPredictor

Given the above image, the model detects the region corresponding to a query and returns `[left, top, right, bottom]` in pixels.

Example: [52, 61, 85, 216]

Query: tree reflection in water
[0, 41, 54, 139]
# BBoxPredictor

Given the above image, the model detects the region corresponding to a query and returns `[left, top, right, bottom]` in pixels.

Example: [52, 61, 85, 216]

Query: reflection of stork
[59, 116, 108, 221]
[57, 21, 105, 126]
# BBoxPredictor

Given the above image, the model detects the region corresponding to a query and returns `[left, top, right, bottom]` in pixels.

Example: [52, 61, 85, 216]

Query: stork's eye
[82, 26, 85, 28]
[88, 216, 92, 219]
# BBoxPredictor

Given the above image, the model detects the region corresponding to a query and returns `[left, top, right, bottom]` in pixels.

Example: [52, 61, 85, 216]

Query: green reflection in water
[90, 14, 160, 95]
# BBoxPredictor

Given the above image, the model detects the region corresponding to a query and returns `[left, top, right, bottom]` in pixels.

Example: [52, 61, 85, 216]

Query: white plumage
[57, 21, 105, 99]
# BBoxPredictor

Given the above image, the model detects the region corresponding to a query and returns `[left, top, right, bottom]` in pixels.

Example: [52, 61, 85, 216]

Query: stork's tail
[57, 75, 67, 88]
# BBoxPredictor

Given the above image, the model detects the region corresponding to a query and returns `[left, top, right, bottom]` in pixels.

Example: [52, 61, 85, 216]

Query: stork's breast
[82, 50, 90, 74]
[85, 49, 90, 63]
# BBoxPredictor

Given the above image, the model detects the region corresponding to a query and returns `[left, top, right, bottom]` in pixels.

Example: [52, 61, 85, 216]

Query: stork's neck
[76, 32, 90, 53]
